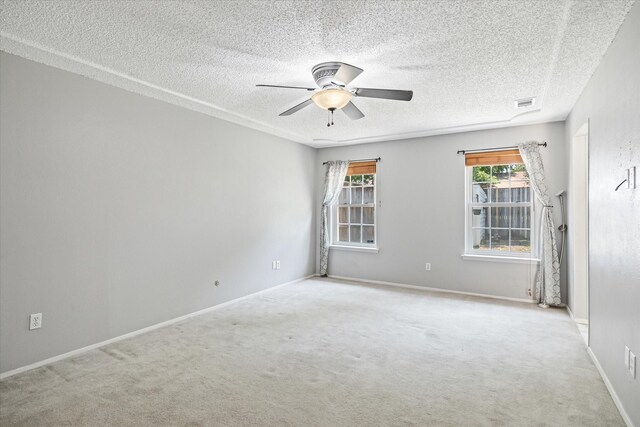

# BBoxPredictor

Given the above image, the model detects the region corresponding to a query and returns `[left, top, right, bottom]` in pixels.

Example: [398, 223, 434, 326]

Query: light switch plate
[630, 351, 636, 378]
[629, 166, 636, 189]
[625, 346, 630, 369]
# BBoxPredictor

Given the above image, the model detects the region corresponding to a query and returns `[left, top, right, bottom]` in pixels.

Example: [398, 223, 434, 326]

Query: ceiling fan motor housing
[312, 62, 344, 88]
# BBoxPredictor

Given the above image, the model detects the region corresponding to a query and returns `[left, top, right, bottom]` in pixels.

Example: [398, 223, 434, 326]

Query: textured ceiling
[0, 0, 635, 147]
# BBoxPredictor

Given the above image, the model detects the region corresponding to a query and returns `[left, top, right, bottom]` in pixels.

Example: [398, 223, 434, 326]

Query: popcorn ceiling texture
[0, 0, 634, 147]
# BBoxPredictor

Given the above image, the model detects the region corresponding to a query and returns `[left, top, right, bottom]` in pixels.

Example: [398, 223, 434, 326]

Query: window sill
[330, 245, 379, 254]
[461, 254, 540, 264]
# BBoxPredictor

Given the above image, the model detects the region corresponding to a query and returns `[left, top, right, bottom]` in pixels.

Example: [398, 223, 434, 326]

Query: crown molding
[0, 33, 311, 146]
[1, 33, 564, 149]
[313, 112, 566, 148]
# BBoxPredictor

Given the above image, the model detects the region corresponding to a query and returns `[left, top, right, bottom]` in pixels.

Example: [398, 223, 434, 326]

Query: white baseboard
[0, 274, 315, 380]
[566, 305, 589, 325]
[326, 275, 536, 304]
[587, 347, 635, 427]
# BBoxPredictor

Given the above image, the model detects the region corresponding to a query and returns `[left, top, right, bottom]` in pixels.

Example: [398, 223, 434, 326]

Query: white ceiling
[0, 0, 635, 147]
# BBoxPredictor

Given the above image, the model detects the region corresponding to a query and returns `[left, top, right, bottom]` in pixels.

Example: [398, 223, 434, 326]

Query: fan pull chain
[327, 109, 336, 127]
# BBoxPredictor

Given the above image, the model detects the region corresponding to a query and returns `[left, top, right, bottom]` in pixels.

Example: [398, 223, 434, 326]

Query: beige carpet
[0, 278, 623, 426]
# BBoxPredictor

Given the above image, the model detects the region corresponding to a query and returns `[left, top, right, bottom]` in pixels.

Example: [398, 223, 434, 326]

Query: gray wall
[0, 53, 317, 374]
[566, 2, 640, 423]
[316, 122, 567, 301]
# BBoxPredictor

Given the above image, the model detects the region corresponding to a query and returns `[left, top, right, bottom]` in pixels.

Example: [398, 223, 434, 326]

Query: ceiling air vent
[515, 97, 536, 108]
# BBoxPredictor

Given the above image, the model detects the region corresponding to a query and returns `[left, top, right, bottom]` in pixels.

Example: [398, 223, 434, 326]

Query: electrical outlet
[425, 263, 431, 271]
[629, 166, 636, 189]
[276, 260, 281, 270]
[30, 313, 42, 330]
[625, 346, 630, 369]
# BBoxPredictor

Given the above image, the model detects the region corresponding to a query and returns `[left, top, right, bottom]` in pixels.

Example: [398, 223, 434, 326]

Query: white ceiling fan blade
[342, 101, 365, 120]
[333, 63, 364, 86]
[353, 88, 413, 101]
[279, 98, 314, 116]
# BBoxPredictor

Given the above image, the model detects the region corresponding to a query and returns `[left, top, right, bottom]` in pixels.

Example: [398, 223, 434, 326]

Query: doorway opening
[570, 122, 589, 345]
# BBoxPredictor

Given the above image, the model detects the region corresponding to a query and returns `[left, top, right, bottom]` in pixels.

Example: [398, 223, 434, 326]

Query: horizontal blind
[464, 149, 523, 166]
[347, 161, 377, 175]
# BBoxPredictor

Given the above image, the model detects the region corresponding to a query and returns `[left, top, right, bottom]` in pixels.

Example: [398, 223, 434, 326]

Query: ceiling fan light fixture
[311, 88, 352, 110]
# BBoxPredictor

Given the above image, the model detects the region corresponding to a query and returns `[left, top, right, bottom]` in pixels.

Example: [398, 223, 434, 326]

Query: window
[465, 150, 533, 257]
[333, 161, 377, 247]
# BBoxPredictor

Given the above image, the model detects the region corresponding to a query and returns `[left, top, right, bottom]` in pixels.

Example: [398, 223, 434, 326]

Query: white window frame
[463, 165, 537, 259]
[330, 172, 378, 250]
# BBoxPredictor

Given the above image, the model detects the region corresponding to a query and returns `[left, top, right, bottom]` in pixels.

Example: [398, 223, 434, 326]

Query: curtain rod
[322, 157, 381, 165]
[457, 142, 547, 155]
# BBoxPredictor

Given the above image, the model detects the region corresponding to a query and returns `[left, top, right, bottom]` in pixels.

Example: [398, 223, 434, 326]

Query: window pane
[511, 181, 530, 202]
[350, 225, 361, 242]
[351, 187, 363, 204]
[491, 187, 511, 203]
[335, 172, 376, 246]
[471, 206, 489, 228]
[491, 166, 509, 203]
[511, 207, 530, 229]
[363, 207, 374, 224]
[349, 207, 362, 224]
[492, 164, 510, 175]
[351, 175, 363, 186]
[363, 187, 374, 204]
[472, 166, 492, 183]
[491, 170, 509, 203]
[511, 230, 531, 252]
[338, 225, 349, 242]
[509, 164, 529, 179]
[363, 226, 375, 244]
[468, 163, 533, 255]
[491, 185, 510, 203]
[339, 187, 349, 204]
[338, 206, 348, 223]
[472, 228, 490, 250]
[490, 229, 510, 251]
[491, 207, 510, 228]
[471, 183, 490, 203]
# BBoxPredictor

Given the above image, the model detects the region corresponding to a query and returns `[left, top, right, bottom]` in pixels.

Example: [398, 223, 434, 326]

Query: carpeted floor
[0, 278, 623, 426]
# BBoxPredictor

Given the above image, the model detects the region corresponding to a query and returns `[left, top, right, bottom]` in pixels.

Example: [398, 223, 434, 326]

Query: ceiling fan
[257, 62, 413, 126]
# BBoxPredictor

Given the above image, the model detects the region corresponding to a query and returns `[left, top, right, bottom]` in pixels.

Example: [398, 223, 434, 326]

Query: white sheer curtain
[320, 161, 349, 276]
[518, 142, 561, 306]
